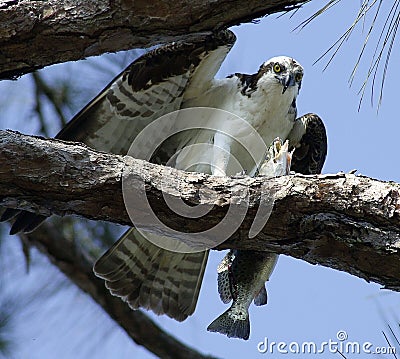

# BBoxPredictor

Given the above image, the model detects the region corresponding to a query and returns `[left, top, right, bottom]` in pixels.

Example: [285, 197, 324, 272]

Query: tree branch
[0, 0, 306, 79]
[21, 222, 217, 359]
[1, 130, 400, 291]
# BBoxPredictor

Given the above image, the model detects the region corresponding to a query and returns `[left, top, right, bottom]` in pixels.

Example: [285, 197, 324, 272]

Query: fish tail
[207, 307, 250, 340]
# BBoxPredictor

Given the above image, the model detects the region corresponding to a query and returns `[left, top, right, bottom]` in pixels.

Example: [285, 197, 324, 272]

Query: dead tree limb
[1, 130, 400, 291]
[0, 0, 306, 79]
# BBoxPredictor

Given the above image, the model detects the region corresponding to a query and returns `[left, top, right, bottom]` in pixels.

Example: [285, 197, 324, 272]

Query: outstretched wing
[4, 29, 236, 234]
[94, 229, 208, 321]
[287, 113, 327, 175]
[3, 30, 236, 322]
[55, 30, 236, 154]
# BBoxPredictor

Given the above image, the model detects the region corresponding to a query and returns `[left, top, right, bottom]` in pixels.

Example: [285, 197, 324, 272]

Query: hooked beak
[280, 73, 296, 94]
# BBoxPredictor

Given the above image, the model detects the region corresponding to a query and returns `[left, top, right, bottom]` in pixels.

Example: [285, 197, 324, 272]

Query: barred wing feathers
[94, 229, 209, 321]
[6, 31, 235, 323]
[6, 29, 236, 232]
[56, 30, 236, 154]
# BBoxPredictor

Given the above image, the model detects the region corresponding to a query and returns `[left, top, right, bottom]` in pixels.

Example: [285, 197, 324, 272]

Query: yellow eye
[273, 63, 281, 73]
[295, 73, 303, 82]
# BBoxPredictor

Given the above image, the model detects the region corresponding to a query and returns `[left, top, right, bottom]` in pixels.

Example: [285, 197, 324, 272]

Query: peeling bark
[0, 0, 306, 79]
[1, 130, 400, 292]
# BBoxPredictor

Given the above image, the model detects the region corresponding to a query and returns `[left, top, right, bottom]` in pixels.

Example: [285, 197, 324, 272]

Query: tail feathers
[207, 308, 250, 340]
[1, 208, 21, 222]
[12, 213, 46, 234]
[1, 208, 46, 235]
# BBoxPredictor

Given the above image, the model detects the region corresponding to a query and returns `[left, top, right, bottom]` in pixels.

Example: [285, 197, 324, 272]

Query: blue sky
[1, 0, 400, 358]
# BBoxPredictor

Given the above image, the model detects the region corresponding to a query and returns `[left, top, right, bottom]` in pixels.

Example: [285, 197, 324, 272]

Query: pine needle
[297, 0, 400, 109]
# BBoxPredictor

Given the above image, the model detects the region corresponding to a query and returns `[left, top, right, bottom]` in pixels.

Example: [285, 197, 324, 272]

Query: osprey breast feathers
[181, 54, 304, 165]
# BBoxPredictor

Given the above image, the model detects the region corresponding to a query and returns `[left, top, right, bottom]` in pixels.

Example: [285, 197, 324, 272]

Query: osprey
[2, 30, 327, 322]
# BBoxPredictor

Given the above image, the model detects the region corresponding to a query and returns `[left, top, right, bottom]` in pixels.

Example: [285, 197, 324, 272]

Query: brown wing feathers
[289, 113, 327, 175]
[3, 30, 236, 234]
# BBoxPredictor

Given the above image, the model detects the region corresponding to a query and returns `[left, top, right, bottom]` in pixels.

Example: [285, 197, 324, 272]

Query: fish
[207, 250, 278, 340]
[207, 139, 292, 340]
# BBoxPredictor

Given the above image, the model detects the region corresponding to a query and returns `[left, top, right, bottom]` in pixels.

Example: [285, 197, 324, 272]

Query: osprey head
[257, 56, 304, 95]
